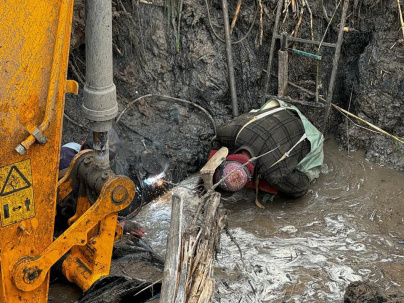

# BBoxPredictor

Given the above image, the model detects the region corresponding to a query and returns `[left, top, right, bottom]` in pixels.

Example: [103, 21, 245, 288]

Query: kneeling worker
[201, 99, 324, 199]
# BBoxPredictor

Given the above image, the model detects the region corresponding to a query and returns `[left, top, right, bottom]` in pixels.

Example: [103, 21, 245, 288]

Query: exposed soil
[64, 0, 404, 175]
[59, 0, 404, 301]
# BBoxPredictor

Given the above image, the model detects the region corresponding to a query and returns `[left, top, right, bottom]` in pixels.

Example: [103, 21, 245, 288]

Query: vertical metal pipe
[83, 0, 118, 169]
[221, 0, 238, 117]
[92, 131, 109, 168]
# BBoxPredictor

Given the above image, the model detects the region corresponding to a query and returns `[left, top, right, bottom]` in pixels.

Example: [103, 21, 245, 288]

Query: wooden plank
[278, 50, 289, 97]
[160, 193, 183, 303]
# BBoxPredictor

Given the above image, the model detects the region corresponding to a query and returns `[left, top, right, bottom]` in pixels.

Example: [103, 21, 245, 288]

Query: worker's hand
[118, 220, 146, 238]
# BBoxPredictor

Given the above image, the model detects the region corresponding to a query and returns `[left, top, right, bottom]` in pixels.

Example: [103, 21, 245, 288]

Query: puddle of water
[137, 136, 404, 302]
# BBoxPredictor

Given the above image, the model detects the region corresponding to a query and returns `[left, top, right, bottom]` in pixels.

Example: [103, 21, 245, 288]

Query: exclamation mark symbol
[4, 204, 10, 219]
[25, 198, 30, 211]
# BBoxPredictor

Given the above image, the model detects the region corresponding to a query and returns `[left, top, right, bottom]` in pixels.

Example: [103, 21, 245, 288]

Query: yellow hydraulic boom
[0, 1, 135, 302]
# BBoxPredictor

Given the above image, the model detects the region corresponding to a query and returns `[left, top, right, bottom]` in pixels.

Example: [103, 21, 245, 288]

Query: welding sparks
[143, 171, 166, 186]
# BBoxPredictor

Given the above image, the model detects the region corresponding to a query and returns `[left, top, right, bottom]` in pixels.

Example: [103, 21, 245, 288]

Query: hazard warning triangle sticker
[0, 165, 31, 196]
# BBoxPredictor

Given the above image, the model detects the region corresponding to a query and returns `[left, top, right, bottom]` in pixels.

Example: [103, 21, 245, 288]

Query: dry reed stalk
[259, 0, 263, 45]
[332, 104, 404, 144]
[230, 0, 243, 35]
[305, 0, 314, 40]
[398, 0, 404, 40]
[291, 7, 304, 37]
[282, 78, 404, 144]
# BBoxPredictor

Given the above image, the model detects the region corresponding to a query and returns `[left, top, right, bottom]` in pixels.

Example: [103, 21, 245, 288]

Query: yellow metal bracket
[65, 80, 79, 95]
[12, 176, 135, 292]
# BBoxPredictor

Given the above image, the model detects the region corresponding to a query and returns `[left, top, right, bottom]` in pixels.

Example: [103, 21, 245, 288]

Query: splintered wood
[161, 191, 226, 303]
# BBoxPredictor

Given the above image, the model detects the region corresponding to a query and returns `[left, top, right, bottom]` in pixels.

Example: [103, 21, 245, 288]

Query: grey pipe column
[82, 0, 118, 169]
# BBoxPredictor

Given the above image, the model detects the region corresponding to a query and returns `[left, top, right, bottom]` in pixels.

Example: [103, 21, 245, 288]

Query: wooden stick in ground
[160, 193, 183, 303]
[278, 33, 288, 97]
[398, 0, 404, 40]
[258, 0, 264, 46]
[321, 0, 350, 134]
[230, 0, 243, 35]
[263, 0, 284, 99]
[222, 0, 239, 117]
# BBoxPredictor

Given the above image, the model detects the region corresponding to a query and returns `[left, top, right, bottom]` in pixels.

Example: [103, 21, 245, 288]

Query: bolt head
[111, 186, 128, 205]
[23, 266, 42, 284]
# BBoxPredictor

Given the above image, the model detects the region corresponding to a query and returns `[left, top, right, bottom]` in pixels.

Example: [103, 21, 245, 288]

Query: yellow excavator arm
[0, 1, 135, 302]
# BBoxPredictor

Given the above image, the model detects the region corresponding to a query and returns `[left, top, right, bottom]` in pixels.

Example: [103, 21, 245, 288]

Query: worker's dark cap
[213, 160, 251, 192]
[83, 128, 120, 161]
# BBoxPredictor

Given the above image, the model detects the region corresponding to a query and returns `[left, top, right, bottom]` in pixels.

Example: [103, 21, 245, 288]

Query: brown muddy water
[49, 136, 404, 302]
[212, 136, 404, 302]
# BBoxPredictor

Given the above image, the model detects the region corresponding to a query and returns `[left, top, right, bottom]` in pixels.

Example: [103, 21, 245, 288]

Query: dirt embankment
[63, 0, 404, 178]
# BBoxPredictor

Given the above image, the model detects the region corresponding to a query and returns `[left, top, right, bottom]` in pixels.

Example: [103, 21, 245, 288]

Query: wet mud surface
[48, 282, 82, 303]
[137, 136, 404, 302]
[49, 136, 403, 302]
[215, 137, 404, 302]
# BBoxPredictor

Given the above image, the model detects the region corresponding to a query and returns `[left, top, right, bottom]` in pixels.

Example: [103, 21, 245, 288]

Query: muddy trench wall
[63, 0, 404, 179]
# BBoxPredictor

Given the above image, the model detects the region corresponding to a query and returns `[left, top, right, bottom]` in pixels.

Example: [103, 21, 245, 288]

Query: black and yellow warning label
[0, 159, 35, 226]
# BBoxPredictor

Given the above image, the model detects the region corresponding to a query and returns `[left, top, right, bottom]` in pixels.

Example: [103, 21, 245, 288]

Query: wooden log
[160, 190, 226, 303]
[160, 193, 183, 303]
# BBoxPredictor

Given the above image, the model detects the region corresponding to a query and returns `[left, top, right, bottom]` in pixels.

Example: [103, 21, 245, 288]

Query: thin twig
[397, 0, 404, 40]
[230, 0, 243, 35]
[291, 7, 304, 37]
[224, 227, 246, 268]
[305, 0, 314, 40]
[133, 279, 163, 297]
[318, 0, 342, 52]
[258, 0, 263, 46]
[321, 0, 331, 23]
[332, 104, 404, 144]
[333, 106, 380, 135]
